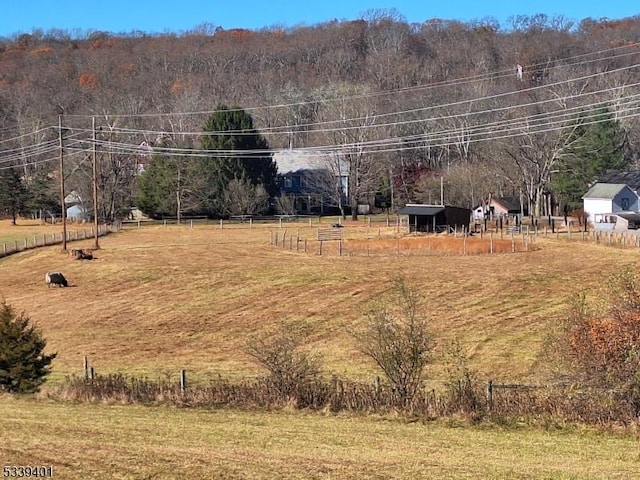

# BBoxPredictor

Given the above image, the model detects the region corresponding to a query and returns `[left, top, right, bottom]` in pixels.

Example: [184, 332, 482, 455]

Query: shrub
[553, 267, 640, 413]
[245, 321, 324, 404]
[0, 300, 56, 393]
[355, 276, 433, 405]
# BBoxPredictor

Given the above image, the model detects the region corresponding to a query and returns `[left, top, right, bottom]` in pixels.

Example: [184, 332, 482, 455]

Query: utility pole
[58, 115, 67, 251]
[92, 116, 100, 250]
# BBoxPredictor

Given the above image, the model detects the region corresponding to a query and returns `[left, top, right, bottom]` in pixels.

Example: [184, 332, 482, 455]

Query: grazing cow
[71, 248, 94, 260]
[45, 271, 68, 288]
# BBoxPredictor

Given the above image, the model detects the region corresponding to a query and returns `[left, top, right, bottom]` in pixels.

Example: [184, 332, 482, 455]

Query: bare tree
[355, 276, 433, 405]
[245, 321, 323, 399]
[223, 178, 269, 216]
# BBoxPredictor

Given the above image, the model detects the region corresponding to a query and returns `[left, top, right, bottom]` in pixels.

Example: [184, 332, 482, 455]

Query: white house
[582, 183, 639, 227]
[64, 191, 89, 221]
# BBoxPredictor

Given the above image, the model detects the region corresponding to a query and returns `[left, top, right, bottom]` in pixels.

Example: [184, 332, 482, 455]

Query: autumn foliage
[561, 268, 640, 406]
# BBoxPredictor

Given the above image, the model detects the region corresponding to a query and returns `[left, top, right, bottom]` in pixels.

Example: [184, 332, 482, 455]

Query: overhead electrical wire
[0, 42, 639, 169]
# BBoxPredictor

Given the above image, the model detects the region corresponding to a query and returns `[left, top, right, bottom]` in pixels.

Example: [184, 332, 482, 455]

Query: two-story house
[273, 150, 349, 215]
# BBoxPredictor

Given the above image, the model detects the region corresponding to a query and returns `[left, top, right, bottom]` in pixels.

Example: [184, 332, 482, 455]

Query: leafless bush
[244, 322, 325, 406]
[354, 276, 433, 406]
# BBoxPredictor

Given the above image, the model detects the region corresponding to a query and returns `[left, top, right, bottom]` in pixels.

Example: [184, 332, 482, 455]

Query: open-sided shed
[398, 204, 471, 233]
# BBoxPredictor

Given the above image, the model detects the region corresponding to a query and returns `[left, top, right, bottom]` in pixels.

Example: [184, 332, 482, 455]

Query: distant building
[397, 204, 471, 233]
[472, 196, 527, 221]
[64, 191, 89, 221]
[273, 149, 349, 215]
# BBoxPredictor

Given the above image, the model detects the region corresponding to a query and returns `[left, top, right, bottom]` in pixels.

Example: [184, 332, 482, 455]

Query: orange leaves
[79, 72, 99, 91]
[170, 79, 185, 94]
[29, 47, 53, 56]
[566, 272, 640, 383]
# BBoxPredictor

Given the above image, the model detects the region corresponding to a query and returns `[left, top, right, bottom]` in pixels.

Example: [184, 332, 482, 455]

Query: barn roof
[582, 183, 630, 199]
[493, 196, 524, 213]
[597, 170, 640, 191]
[397, 205, 445, 216]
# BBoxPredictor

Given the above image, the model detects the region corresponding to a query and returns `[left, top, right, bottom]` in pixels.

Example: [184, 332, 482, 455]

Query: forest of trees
[0, 10, 639, 220]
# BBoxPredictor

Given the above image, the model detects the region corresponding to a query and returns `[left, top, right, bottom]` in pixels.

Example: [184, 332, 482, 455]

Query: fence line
[0, 222, 122, 260]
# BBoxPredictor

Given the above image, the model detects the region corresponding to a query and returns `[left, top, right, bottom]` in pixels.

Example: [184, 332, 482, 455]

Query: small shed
[397, 204, 471, 233]
[473, 196, 527, 221]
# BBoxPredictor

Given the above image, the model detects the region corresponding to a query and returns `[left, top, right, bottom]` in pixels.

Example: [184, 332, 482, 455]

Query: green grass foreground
[1, 395, 639, 480]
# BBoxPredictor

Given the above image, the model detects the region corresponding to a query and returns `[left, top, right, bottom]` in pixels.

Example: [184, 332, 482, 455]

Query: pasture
[0, 219, 638, 384]
[2, 219, 640, 478]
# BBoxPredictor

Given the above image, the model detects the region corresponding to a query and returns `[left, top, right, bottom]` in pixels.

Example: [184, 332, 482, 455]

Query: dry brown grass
[0, 218, 93, 246]
[1, 219, 639, 387]
[1, 395, 639, 480]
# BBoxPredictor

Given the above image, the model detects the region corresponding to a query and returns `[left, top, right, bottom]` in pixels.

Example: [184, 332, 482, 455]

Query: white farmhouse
[582, 183, 639, 228]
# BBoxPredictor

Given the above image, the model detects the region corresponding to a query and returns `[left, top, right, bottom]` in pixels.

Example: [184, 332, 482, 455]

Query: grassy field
[2, 219, 640, 478]
[0, 219, 93, 246]
[1, 395, 639, 480]
[0, 220, 638, 385]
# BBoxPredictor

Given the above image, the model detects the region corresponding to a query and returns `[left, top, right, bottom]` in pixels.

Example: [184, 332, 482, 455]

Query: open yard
[1, 219, 640, 478]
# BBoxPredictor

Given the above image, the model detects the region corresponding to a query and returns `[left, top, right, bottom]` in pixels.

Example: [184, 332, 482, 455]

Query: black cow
[45, 272, 68, 288]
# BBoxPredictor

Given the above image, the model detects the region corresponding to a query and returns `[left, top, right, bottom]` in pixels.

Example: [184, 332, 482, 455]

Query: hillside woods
[0, 13, 639, 220]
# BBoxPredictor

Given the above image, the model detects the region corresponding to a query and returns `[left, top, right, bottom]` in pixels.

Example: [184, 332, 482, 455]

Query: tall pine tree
[197, 106, 277, 217]
[0, 301, 56, 393]
[552, 107, 631, 210]
[0, 168, 27, 224]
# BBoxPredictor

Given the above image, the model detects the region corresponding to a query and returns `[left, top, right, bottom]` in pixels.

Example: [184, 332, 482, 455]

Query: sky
[1, 0, 638, 37]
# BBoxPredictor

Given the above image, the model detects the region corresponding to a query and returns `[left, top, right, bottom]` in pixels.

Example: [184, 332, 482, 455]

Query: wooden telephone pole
[58, 115, 67, 251]
[92, 116, 100, 250]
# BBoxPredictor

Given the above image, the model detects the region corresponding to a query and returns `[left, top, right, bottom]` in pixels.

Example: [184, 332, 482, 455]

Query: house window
[622, 198, 630, 210]
[292, 176, 301, 188]
[284, 177, 292, 188]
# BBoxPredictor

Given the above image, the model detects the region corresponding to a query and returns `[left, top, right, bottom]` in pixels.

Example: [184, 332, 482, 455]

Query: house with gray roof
[273, 149, 349, 215]
[582, 183, 639, 229]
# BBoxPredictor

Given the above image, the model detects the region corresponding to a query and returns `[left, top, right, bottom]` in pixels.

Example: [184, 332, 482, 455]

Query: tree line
[0, 12, 639, 221]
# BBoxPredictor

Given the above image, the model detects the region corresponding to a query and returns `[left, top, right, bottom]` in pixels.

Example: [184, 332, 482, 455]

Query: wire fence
[0, 222, 122, 259]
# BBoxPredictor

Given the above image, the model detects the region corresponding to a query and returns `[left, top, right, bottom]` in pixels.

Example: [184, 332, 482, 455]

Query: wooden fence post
[83, 356, 89, 379]
[486, 379, 493, 411]
[180, 369, 187, 395]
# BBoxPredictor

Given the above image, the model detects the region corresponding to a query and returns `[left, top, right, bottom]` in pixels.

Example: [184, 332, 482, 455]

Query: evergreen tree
[197, 106, 277, 217]
[552, 107, 631, 209]
[0, 301, 57, 393]
[0, 168, 28, 224]
[24, 168, 59, 219]
[137, 155, 180, 219]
